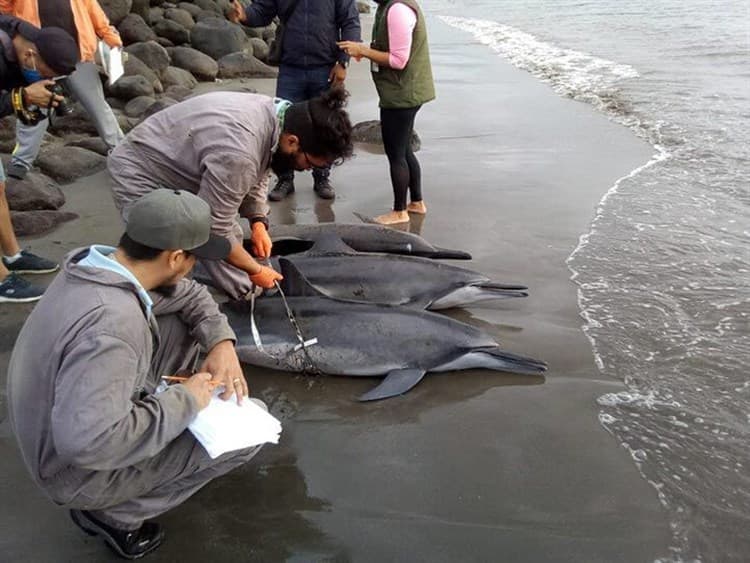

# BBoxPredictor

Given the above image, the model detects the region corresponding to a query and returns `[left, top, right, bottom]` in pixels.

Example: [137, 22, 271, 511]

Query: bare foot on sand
[373, 210, 410, 225]
[407, 201, 427, 214]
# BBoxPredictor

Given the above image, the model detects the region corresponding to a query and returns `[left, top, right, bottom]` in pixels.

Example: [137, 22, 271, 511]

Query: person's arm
[336, 0, 361, 66]
[51, 322, 202, 471]
[385, 3, 416, 69]
[195, 151, 282, 286]
[228, 0, 278, 27]
[86, 0, 122, 47]
[337, 3, 416, 69]
[0, 1, 14, 15]
[151, 278, 236, 349]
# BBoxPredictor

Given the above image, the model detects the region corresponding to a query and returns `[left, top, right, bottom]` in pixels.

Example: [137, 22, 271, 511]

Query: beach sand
[0, 14, 671, 562]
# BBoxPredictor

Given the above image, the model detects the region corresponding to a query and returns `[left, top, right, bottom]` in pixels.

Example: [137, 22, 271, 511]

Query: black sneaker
[3, 250, 59, 274]
[6, 163, 28, 180]
[268, 178, 295, 201]
[70, 510, 165, 560]
[0, 273, 45, 303]
[313, 178, 335, 200]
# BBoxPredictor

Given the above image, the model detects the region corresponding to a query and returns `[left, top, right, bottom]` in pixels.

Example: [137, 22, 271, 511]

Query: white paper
[188, 393, 282, 459]
[97, 41, 124, 86]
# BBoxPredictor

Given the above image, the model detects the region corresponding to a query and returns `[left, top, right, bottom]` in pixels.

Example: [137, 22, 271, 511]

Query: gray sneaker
[3, 250, 59, 274]
[0, 274, 45, 303]
[6, 163, 29, 180]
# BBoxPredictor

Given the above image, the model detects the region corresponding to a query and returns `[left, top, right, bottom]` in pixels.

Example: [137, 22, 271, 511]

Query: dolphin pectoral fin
[358, 369, 427, 402]
[415, 246, 473, 260]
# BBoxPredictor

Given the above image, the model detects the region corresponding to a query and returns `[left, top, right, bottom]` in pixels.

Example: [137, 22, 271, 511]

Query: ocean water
[430, 1, 749, 561]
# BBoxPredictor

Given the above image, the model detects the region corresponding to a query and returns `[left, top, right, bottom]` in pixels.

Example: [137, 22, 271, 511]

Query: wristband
[249, 216, 269, 230]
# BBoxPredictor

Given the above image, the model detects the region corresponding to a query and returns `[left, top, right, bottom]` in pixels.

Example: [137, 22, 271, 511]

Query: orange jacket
[0, 0, 121, 62]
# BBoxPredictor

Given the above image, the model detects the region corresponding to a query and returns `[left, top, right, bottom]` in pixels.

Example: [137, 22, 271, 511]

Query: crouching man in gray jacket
[7, 189, 263, 560]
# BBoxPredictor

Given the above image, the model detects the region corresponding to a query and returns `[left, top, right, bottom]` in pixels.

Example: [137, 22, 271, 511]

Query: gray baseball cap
[126, 189, 230, 260]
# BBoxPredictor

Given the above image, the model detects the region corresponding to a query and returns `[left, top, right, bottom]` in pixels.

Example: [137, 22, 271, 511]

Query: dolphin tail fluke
[358, 369, 427, 402]
[480, 347, 548, 375]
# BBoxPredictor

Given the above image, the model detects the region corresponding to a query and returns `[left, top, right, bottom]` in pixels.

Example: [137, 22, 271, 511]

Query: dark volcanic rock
[168, 46, 218, 81]
[164, 7, 195, 29]
[190, 17, 245, 60]
[11, 210, 78, 237]
[248, 37, 269, 61]
[67, 137, 110, 156]
[123, 53, 163, 94]
[37, 146, 107, 183]
[193, 0, 221, 14]
[164, 84, 193, 101]
[108, 75, 155, 100]
[0, 115, 15, 149]
[124, 96, 157, 117]
[194, 9, 219, 22]
[177, 2, 203, 17]
[143, 97, 178, 118]
[118, 13, 157, 44]
[131, 0, 151, 22]
[218, 52, 278, 79]
[100, 0, 133, 26]
[153, 18, 191, 44]
[352, 120, 422, 152]
[161, 66, 198, 89]
[124, 41, 170, 74]
[46, 106, 98, 136]
[5, 173, 65, 211]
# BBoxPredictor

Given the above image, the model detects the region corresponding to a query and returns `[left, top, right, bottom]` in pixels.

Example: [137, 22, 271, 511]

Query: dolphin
[270, 223, 472, 260]
[223, 259, 547, 401]
[266, 235, 528, 310]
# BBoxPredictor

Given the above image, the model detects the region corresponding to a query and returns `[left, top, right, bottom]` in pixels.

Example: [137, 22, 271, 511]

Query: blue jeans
[275, 64, 334, 183]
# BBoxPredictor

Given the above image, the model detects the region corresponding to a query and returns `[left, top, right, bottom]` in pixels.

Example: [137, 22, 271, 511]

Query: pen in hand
[161, 375, 222, 388]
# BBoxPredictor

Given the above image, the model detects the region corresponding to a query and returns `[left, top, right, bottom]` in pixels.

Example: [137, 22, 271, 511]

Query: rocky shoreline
[1, 0, 371, 236]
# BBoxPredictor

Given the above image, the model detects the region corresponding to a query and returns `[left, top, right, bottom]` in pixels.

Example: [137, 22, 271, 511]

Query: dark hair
[119, 233, 163, 261]
[284, 87, 354, 165]
[119, 233, 193, 261]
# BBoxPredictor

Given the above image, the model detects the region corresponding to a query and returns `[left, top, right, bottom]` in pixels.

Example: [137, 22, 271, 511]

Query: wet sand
[0, 14, 670, 562]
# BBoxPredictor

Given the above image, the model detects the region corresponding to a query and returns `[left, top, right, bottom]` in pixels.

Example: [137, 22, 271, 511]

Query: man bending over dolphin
[107, 87, 354, 300]
[7, 189, 263, 559]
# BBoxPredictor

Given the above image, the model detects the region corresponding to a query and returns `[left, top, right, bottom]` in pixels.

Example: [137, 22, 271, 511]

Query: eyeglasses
[301, 151, 313, 169]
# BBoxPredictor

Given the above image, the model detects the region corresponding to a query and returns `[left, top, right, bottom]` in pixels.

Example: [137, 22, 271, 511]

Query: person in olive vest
[338, 0, 434, 225]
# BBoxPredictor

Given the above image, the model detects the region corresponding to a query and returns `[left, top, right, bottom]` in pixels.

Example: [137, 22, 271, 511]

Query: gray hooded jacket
[7, 247, 236, 504]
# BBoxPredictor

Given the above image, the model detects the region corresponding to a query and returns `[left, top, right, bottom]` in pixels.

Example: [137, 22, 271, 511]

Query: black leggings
[380, 105, 422, 211]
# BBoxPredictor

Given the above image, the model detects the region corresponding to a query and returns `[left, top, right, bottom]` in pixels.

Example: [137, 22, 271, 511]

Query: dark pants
[380, 106, 423, 211]
[276, 64, 334, 183]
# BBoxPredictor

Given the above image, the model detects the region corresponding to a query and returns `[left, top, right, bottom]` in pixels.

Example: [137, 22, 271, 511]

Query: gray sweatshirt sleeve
[196, 150, 266, 239]
[51, 331, 199, 471]
[151, 278, 236, 351]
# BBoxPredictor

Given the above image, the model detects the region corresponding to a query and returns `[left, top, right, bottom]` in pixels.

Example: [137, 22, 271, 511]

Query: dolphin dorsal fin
[305, 233, 358, 256]
[278, 258, 328, 297]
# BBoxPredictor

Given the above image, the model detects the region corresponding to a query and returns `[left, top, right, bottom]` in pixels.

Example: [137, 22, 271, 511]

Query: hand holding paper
[98, 41, 125, 86]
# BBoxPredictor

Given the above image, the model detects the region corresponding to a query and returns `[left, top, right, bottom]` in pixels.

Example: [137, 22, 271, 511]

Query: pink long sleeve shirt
[387, 2, 418, 69]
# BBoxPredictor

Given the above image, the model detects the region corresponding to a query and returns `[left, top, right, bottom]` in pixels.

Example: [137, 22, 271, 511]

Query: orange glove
[250, 222, 272, 259]
[249, 265, 283, 289]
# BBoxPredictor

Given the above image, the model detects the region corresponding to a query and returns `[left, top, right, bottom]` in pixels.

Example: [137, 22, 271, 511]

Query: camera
[45, 78, 73, 117]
